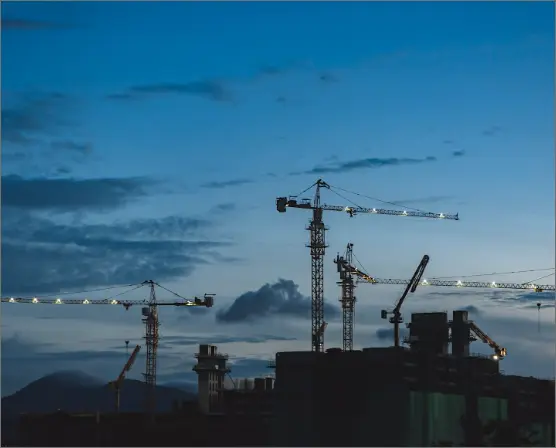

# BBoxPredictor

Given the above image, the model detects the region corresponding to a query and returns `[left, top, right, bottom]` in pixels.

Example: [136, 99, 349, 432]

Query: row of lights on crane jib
[418, 280, 538, 289]
[343, 206, 446, 218]
[7, 298, 119, 305]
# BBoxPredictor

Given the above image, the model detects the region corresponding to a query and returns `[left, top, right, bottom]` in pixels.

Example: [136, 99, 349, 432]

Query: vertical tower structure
[142, 281, 159, 416]
[451, 310, 471, 357]
[193, 344, 230, 414]
[306, 184, 328, 353]
[337, 243, 356, 351]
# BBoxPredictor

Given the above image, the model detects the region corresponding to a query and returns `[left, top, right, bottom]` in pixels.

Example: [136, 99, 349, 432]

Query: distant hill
[1, 370, 197, 416]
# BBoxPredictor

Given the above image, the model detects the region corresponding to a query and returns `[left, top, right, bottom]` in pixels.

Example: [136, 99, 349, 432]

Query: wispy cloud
[211, 203, 236, 213]
[201, 178, 253, 189]
[482, 125, 502, 137]
[1, 18, 69, 30]
[388, 195, 455, 206]
[319, 72, 339, 83]
[50, 141, 93, 155]
[107, 80, 233, 103]
[293, 155, 437, 175]
[2, 175, 150, 212]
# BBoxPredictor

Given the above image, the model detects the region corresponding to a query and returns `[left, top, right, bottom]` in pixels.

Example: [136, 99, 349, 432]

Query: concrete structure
[406, 311, 450, 356]
[273, 311, 555, 447]
[192, 344, 230, 414]
[220, 377, 274, 415]
[450, 310, 471, 357]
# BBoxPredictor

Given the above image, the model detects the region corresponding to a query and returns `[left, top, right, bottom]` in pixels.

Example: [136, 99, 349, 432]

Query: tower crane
[109, 344, 141, 412]
[335, 243, 554, 350]
[277, 179, 459, 352]
[334, 243, 356, 351]
[2, 280, 215, 416]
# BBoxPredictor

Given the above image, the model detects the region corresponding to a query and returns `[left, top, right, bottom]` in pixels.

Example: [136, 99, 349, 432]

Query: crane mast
[143, 280, 158, 416]
[277, 179, 458, 353]
[307, 180, 328, 353]
[335, 243, 356, 351]
[382, 255, 430, 347]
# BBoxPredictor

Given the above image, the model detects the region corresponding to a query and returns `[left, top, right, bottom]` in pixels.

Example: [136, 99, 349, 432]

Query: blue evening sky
[1, 2, 554, 393]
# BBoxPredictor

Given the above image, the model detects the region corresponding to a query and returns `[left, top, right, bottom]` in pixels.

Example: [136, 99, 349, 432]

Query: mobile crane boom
[381, 255, 430, 348]
[109, 344, 141, 412]
[468, 321, 507, 359]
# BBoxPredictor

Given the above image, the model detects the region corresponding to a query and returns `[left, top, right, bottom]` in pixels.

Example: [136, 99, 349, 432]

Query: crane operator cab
[276, 197, 288, 212]
[203, 294, 215, 308]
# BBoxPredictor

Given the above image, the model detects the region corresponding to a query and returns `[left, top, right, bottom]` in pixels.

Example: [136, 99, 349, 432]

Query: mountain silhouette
[2, 370, 197, 416]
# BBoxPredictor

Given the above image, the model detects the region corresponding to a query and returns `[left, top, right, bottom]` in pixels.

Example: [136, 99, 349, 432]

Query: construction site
[2, 179, 555, 447]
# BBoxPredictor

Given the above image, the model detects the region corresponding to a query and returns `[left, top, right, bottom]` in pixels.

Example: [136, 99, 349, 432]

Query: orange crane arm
[115, 345, 141, 386]
[469, 322, 507, 358]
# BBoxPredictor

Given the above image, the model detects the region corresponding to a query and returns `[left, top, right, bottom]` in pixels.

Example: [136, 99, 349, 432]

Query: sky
[1, 1, 555, 396]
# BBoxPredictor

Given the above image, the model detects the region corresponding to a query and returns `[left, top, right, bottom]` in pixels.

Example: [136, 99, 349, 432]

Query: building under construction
[10, 317, 556, 447]
[273, 310, 555, 447]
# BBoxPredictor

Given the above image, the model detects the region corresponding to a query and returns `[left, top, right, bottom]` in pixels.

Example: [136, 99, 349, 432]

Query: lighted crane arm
[2, 294, 216, 307]
[359, 278, 555, 291]
[469, 322, 507, 358]
[277, 199, 459, 221]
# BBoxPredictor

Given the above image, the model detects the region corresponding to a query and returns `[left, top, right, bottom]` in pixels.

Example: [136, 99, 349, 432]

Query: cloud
[319, 72, 339, 83]
[387, 195, 455, 206]
[2, 175, 151, 212]
[482, 126, 502, 137]
[488, 290, 555, 308]
[460, 305, 481, 315]
[259, 65, 287, 76]
[157, 334, 296, 349]
[1, 92, 71, 146]
[374, 326, 409, 341]
[211, 203, 236, 213]
[294, 156, 437, 175]
[2, 92, 91, 176]
[201, 178, 253, 189]
[216, 279, 340, 323]
[1, 213, 230, 295]
[452, 150, 465, 157]
[107, 80, 233, 103]
[50, 140, 93, 155]
[1, 18, 68, 30]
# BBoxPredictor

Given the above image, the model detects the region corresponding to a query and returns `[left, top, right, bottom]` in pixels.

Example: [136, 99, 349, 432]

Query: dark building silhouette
[273, 311, 555, 447]
[10, 314, 556, 447]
